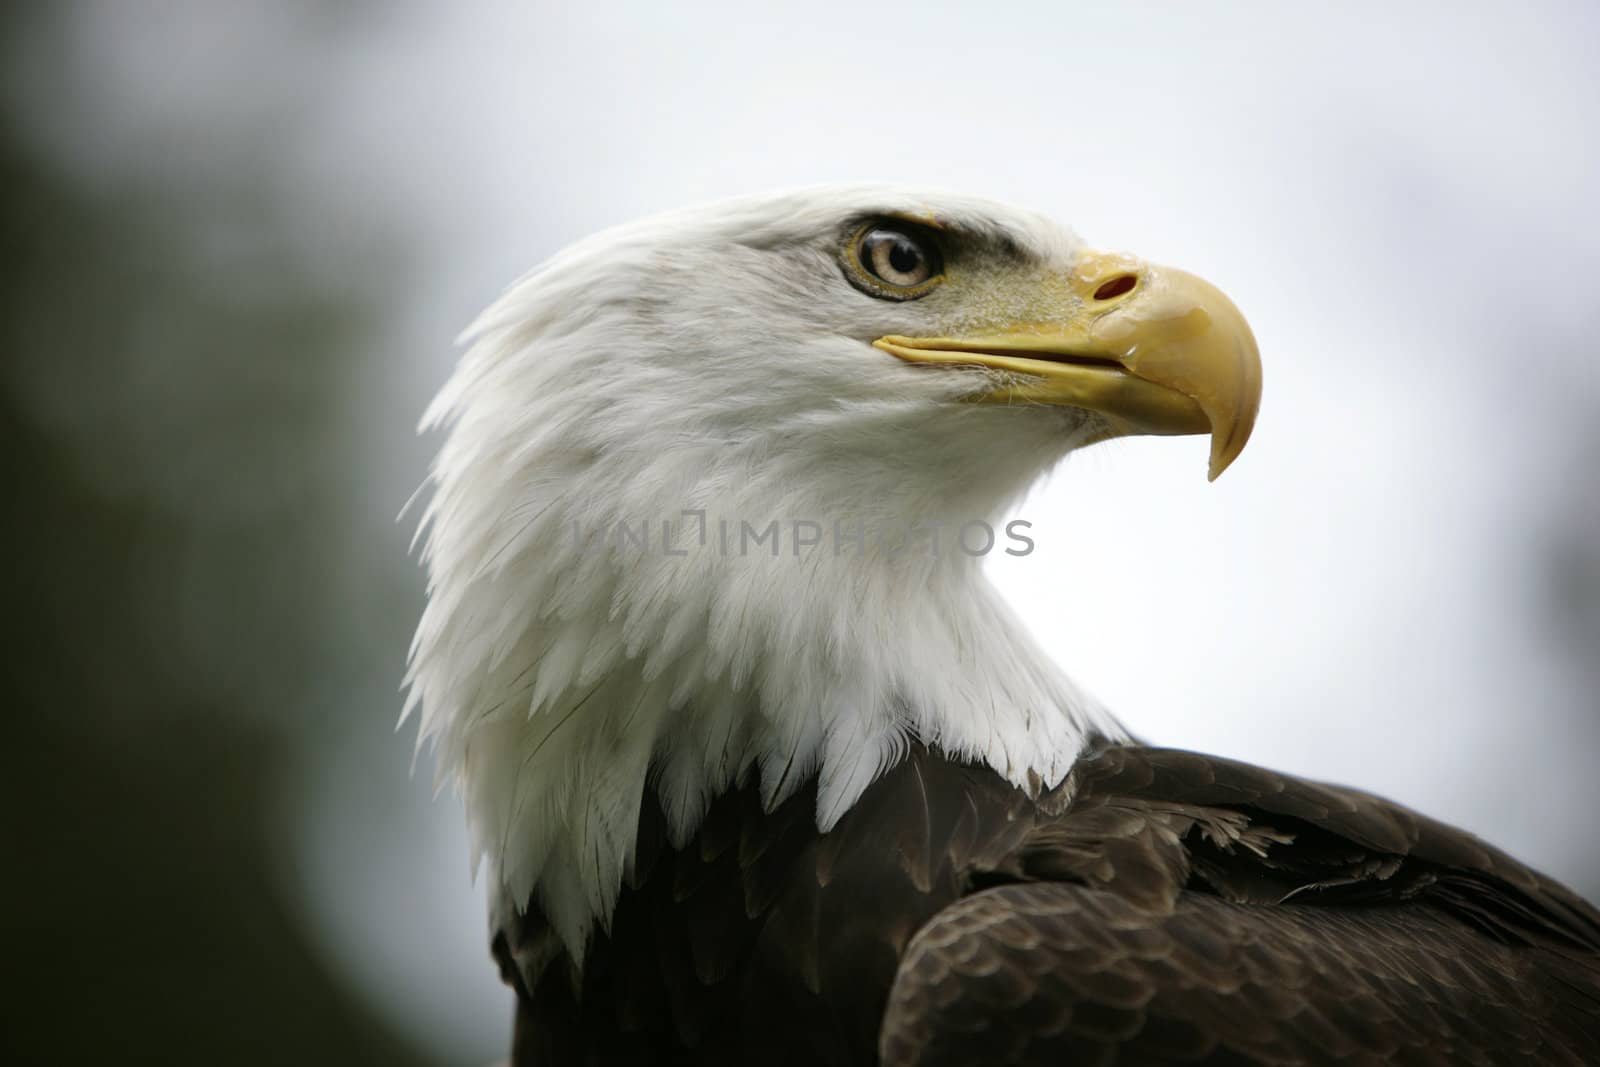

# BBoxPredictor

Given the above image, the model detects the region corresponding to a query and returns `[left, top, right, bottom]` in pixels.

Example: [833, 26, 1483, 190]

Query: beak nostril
[1093, 275, 1138, 301]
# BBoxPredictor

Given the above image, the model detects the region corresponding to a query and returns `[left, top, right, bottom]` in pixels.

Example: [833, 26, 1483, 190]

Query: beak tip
[1206, 425, 1251, 482]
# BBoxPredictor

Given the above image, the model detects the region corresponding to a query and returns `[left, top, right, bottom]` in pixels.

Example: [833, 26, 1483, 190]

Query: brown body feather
[492, 745, 1600, 1065]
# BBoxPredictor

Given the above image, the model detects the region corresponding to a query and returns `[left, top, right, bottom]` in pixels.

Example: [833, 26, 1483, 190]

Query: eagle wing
[879, 746, 1600, 1066]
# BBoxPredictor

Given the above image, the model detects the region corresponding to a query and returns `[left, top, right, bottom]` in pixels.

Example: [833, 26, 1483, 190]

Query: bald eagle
[406, 188, 1600, 1065]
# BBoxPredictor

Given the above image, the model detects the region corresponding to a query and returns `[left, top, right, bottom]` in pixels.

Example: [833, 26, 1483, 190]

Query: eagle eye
[846, 222, 944, 298]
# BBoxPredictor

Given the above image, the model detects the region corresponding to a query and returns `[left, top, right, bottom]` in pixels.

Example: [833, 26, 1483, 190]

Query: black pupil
[887, 236, 920, 275]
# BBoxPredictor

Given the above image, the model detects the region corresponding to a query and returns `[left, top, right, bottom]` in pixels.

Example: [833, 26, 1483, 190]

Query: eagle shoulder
[880, 744, 1600, 1065]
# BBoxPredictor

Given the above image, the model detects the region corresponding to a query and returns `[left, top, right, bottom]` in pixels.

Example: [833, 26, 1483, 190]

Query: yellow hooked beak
[873, 252, 1262, 480]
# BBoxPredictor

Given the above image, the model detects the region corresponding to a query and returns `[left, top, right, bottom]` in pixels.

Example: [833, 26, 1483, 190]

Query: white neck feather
[405, 189, 1129, 964]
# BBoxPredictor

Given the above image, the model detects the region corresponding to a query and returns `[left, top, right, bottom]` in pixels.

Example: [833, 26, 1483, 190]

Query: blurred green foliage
[1, 4, 435, 1064]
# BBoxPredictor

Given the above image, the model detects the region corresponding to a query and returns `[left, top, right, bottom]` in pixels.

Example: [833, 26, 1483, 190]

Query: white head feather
[405, 186, 1130, 963]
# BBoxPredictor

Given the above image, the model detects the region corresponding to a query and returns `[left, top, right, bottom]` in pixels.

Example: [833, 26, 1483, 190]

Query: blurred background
[5, 1, 1596, 1063]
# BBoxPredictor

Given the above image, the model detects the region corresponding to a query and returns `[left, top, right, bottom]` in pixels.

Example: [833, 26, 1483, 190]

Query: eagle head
[406, 186, 1261, 960]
